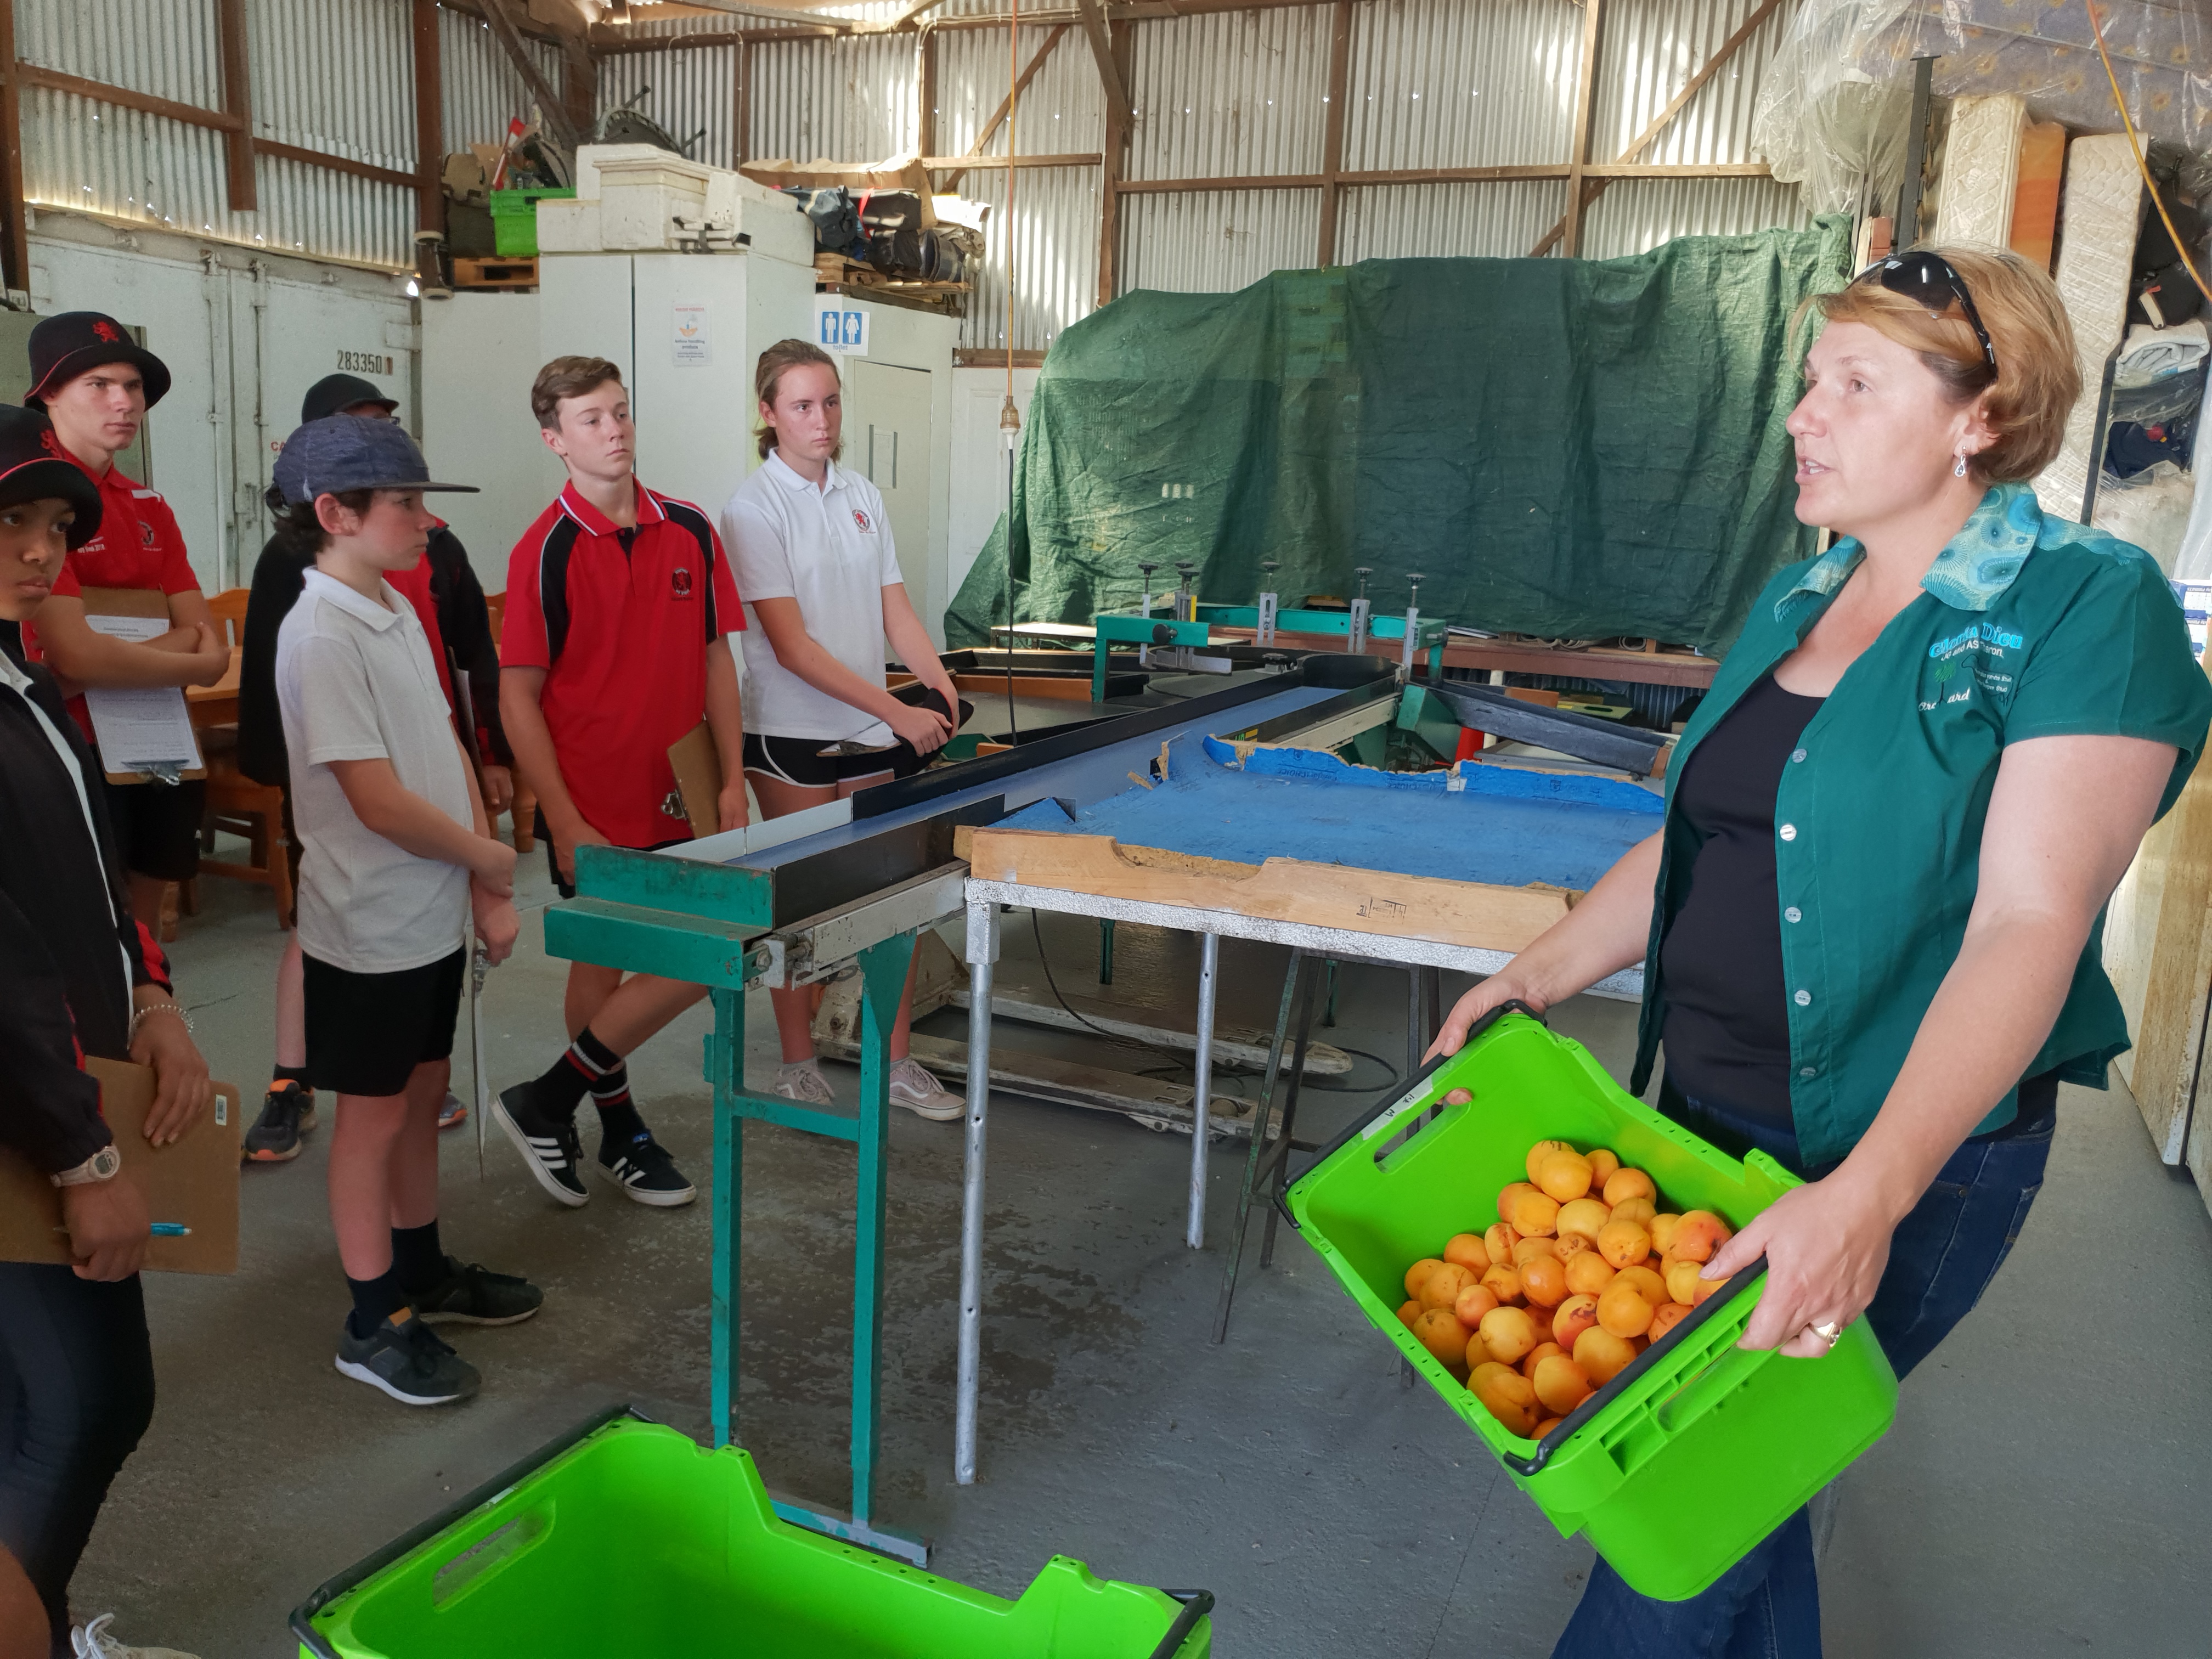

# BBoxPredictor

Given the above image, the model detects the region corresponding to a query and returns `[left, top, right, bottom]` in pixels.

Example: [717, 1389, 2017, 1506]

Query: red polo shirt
[503, 478, 742, 847]
[26, 432, 201, 741]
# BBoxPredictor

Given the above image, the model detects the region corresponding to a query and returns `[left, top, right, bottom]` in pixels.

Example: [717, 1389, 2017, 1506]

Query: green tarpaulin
[947, 217, 1853, 659]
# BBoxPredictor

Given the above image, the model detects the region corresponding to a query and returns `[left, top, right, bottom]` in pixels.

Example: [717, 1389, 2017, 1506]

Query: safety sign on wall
[672, 303, 710, 366]
[814, 296, 869, 357]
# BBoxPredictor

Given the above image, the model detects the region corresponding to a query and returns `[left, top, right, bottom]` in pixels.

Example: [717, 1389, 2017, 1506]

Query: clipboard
[0, 1059, 244, 1274]
[78, 585, 207, 784]
[668, 722, 724, 840]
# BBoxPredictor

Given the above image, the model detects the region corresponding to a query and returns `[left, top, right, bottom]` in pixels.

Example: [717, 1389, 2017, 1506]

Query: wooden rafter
[411, 0, 443, 236]
[1095, 15, 1131, 310]
[1070, 0, 1133, 127]
[216, 0, 256, 211]
[0, 0, 29, 295]
[936, 24, 1068, 192]
[478, 0, 578, 150]
[1314, 0, 1352, 266]
[1559, 0, 1606, 258]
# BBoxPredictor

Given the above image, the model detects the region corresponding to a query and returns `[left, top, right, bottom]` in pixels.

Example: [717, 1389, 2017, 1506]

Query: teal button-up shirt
[1630, 482, 2212, 1166]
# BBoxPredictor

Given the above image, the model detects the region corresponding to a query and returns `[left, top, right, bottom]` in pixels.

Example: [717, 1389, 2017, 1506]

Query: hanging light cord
[2086, 0, 2212, 307]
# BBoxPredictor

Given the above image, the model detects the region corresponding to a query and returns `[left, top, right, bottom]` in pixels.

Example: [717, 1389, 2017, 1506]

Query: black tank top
[1659, 672, 1824, 1124]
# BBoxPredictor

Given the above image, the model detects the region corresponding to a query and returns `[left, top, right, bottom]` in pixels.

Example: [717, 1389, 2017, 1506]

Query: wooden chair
[193, 587, 291, 926]
[484, 590, 535, 851]
[204, 585, 250, 648]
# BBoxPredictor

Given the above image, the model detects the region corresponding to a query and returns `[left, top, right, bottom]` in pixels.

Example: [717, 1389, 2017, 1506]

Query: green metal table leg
[1098, 917, 1115, 985]
[1428, 641, 1443, 681]
[708, 987, 744, 1450]
[1091, 635, 1108, 704]
[849, 932, 915, 1533]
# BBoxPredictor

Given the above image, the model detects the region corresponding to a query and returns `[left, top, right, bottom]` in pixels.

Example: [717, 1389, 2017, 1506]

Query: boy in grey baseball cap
[268, 415, 543, 1405]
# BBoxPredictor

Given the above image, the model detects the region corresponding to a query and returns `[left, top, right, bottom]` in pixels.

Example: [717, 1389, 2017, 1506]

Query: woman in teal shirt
[1435, 247, 2212, 1656]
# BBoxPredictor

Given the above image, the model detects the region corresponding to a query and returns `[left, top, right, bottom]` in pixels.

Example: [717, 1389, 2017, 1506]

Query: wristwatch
[51, 1142, 122, 1188]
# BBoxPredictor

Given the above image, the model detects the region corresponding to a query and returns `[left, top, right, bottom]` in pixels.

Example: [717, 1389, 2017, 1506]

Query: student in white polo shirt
[271, 415, 537, 1407]
[718, 339, 966, 1119]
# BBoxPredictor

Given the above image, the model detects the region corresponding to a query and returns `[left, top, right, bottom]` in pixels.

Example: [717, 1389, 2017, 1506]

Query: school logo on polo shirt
[671, 566, 693, 599]
[139, 518, 157, 548]
[852, 508, 875, 534]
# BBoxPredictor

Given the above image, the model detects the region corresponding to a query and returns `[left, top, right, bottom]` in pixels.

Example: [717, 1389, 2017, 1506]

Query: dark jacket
[0, 624, 173, 1174]
[238, 524, 510, 787]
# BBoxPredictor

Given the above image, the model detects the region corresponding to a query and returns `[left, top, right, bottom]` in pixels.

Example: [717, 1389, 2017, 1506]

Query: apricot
[1524, 1139, 1577, 1184]
[1537, 1149, 1595, 1203]
[1464, 1328, 1492, 1369]
[1442, 1232, 1490, 1273]
[1509, 1189, 1561, 1238]
[1442, 1087, 1474, 1104]
[1512, 1235, 1559, 1267]
[1609, 1196, 1657, 1229]
[1532, 1415, 1566, 1439]
[1453, 1284, 1501, 1329]
[1648, 1302, 1692, 1342]
[1404, 1258, 1446, 1299]
[1552, 1230, 1594, 1262]
[1551, 1293, 1601, 1348]
[1648, 1213, 1684, 1255]
[1585, 1148, 1621, 1187]
[1397, 1299, 1422, 1330]
[1597, 1219, 1651, 1269]
[1470, 1361, 1538, 1423]
[1483, 1223, 1519, 1263]
[1412, 1307, 1471, 1365]
[1596, 1282, 1654, 1339]
[1687, 1271, 1723, 1307]
[1479, 1263, 1525, 1306]
[1671, 1210, 1733, 1265]
[1531, 1352, 1593, 1416]
[1564, 1251, 1618, 1298]
[1520, 1254, 1567, 1308]
[1663, 1257, 1706, 1306]
[1498, 1181, 1540, 1224]
[1573, 1325, 1638, 1385]
[1556, 1198, 1612, 1242]
[1519, 1340, 1566, 1379]
[1616, 1265, 1668, 1307]
[1479, 1305, 1538, 1365]
[1419, 1262, 1475, 1311]
[1603, 1167, 1657, 1207]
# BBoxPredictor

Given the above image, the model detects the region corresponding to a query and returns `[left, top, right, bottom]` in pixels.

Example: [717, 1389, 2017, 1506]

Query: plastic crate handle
[1269, 1000, 1547, 1233]
[1147, 1588, 1216, 1659]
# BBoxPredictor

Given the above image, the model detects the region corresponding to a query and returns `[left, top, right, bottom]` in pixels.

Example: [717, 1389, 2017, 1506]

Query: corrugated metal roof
[1580, 172, 1807, 258]
[957, 160, 1099, 353]
[1126, 7, 1330, 182]
[1118, 187, 1323, 294]
[441, 3, 567, 151]
[598, 42, 741, 168]
[935, 24, 1105, 157]
[748, 31, 920, 162]
[1342, 0, 1582, 171]
[1338, 179, 1568, 261]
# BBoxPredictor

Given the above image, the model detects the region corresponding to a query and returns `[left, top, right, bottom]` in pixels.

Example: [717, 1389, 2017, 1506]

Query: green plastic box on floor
[1284, 1011, 1899, 1602]
[293, 1413, 1210, 1658]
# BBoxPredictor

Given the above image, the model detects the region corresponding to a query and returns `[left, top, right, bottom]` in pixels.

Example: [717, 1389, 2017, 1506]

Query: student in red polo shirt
[495, 356, 747, 1210]
[20, 312, 229, 929]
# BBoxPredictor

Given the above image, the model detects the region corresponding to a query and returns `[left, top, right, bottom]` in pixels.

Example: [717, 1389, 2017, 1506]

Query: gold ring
[1810, 1321, 1842, 1345]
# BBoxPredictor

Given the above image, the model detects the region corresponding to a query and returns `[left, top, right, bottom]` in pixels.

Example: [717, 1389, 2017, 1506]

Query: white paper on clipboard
[81, 614, 203, 776]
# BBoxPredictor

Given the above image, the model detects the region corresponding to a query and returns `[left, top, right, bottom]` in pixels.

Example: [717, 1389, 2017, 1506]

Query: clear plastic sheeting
[1754, 0, 2211, 219]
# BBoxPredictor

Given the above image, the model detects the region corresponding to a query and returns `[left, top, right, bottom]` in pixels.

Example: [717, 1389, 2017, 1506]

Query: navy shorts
[303, 947, 465, 1098]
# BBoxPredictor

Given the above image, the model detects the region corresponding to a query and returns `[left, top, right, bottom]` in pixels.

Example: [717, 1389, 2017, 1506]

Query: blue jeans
[1550, 1075, 2058, 1659]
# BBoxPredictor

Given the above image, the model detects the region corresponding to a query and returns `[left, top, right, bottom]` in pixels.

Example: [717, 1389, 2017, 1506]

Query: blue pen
[150, 1223, 190, 1237]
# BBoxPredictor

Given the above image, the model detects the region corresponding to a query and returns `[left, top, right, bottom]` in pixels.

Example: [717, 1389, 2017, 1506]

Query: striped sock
[589, 1062, 646, 1145]
[530, 1027, 622, 1120]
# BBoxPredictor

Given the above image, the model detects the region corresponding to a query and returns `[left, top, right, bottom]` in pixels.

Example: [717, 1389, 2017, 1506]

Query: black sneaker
[243, 1082, 316, 1163]
[334, 1312, 480, 1406]
[410, 1256, 544, 1326]
[596, 1133, 697, 1207]
[494, 1083, 588, 1207]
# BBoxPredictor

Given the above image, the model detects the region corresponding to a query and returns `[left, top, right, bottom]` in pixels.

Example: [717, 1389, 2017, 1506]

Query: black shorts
[101, 776, 206, 882]
[533, 811, 687, 901]
[303, 947, 465, 1098]
[741, 686, 970, 791]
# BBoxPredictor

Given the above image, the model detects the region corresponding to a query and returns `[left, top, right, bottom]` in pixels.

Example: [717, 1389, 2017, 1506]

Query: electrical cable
[2087, 0, 2212, 308]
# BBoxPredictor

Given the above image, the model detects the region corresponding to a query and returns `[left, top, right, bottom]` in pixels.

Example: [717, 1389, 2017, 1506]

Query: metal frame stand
[707, 929, 928, 1567]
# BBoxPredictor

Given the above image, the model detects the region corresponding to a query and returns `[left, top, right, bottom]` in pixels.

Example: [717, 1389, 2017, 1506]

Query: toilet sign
[814, 296, 868, 357]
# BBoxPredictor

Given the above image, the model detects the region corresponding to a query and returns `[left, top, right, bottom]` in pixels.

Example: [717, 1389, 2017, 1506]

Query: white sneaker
[888, 1057, 964, 1121]
[74, 1614, 201, 1659]
[773, 1059, 837, 1105]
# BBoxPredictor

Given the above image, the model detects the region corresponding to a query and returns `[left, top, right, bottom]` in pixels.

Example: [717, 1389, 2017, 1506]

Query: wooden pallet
[452, 255, 537, 290]
[814, 253, 969, 300]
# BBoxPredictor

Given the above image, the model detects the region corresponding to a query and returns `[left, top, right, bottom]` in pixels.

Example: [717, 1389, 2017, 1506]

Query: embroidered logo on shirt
[671, 567, 693, 599]
[852, 509, 875, 534]
[139, 519, 157, 549]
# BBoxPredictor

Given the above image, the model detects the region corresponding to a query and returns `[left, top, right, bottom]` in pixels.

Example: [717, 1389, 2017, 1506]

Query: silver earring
[1953, 453, 1968, 478]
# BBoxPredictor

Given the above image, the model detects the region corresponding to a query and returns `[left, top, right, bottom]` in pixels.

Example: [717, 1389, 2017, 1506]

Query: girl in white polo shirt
[718, 340, 965, 1119]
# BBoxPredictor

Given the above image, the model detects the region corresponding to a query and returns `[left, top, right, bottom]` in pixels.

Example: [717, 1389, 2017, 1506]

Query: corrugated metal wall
[1124, 8, 1330, 182]
[598, 43, 740, 170]
[1343, 0, 1582, 172]
[1119, 187, 1323, 296]
[747, 31, 919, 164]
[246, 0, 414, 264]
[956, 162, 1100, 354]
[442, 3, 565, 153]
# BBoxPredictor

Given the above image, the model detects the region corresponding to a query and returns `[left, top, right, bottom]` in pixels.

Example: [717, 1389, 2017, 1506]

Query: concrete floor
[70, 856, 2212, 1657]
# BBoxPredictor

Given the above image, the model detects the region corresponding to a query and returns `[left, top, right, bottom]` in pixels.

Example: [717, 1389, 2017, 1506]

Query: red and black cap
[24, 311, 172, 411]
[0, 406, 103, 549]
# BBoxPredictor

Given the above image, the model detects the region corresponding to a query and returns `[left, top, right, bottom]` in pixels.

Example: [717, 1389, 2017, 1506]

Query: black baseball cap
[301, 373, 398, 424]
[24, 311, 172, 410]
[0, 406, 103, 549]
[272, 415, 477, 506]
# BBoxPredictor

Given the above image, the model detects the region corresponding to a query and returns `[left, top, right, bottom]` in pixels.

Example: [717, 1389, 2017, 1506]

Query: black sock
[346, 1269, 407, 1339]
[589, 1062, 647, 1146]
[391, 1220, 446, 1295]
[527, 1026, 621, 1121]
[272, 1064, 310, 1090]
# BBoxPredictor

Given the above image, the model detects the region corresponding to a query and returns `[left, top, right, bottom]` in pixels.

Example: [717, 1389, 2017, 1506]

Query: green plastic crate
[1282, 1008, 1898, 1601]
[487, 187, 574, 257]
[294, 1409, 1211, 1658]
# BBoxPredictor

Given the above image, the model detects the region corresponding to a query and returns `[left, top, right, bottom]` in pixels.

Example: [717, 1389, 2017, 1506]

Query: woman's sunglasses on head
[1852, 251, 1999, 375]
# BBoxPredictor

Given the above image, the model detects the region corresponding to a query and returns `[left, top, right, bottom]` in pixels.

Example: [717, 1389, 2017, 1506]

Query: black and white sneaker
[595, 1133, 697, 1207]
[334, 1312, 480, 1406]
[242, 1082, 316, 1163]
[410, 1256, 544, 1326]
[494, 1084, 588, 1208]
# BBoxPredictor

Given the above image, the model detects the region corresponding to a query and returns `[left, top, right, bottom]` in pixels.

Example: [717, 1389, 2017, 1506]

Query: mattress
[1934, 94, 2027, 250]
[2035, 134, 2143, 524]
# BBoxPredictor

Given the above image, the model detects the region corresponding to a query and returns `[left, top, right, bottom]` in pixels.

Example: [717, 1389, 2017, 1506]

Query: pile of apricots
[1395, 1132, 1735, 1440]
